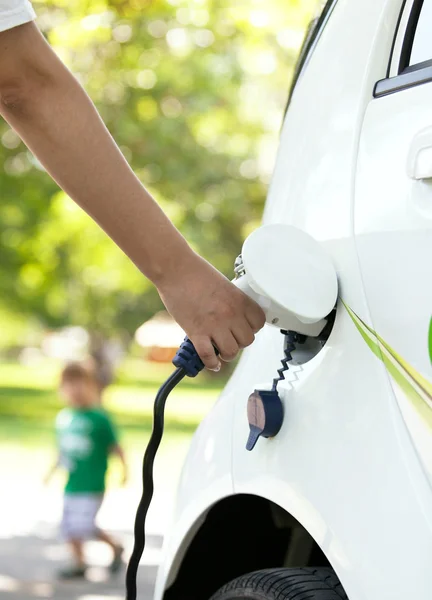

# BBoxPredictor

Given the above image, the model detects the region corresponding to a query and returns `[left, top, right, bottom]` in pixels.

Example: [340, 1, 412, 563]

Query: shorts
[61, 493, 104, 541]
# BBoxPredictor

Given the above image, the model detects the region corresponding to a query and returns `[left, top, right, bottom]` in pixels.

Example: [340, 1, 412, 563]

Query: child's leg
[97, 528, 124, 573]
[69, 538, 86, 567]
[60, 495, 87, 576]
[58, 537, 87, 578]
[97, 528, 122, 552]
[60, 494, 101, 576]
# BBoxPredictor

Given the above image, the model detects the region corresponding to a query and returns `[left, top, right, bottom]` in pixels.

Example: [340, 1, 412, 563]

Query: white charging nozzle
[233, 224, 338, 337]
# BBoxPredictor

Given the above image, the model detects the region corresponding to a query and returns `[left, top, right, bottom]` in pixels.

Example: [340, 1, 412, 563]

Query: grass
[0, 357, 230, 489]
[0, 357, 229, 434]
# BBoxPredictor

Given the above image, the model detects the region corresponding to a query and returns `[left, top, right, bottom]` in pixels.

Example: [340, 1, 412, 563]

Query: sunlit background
[0, 0, 323, 598]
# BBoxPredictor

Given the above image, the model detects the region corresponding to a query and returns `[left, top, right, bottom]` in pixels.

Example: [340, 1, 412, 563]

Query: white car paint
[154, 1, 432, 599]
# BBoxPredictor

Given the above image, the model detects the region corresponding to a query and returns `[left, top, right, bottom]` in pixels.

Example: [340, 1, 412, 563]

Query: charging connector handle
[172, 337, 205, 376]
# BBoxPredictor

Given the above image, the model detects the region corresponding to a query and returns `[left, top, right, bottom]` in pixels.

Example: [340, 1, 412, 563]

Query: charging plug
[173, 224, 338, 377]
[234, 223, 338, 337]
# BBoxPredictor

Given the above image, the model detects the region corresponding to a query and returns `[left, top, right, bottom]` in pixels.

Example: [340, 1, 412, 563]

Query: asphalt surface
[0, 457, 185, 600]
[0, 419, 195, 600]
[0, 529, 160, 600]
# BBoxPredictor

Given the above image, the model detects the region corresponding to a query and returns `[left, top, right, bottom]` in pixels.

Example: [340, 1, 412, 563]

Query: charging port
[286, 308, 336, 367]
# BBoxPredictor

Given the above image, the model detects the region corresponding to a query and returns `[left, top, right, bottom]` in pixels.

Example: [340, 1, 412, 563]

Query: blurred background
[0, 0, 323, 597]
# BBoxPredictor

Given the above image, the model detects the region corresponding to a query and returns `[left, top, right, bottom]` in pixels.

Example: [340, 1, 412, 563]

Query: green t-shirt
[56, 407, 118, 494]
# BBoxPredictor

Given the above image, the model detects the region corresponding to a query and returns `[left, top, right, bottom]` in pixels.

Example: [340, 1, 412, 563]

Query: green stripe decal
[352, 310, 432, 401]
[344, 302, 432, 430]
[429, 318, 432, 366]
[343, 303, 383, 361]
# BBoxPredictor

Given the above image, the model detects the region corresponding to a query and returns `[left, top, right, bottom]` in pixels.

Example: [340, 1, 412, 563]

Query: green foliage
[0, 0, 320, 338]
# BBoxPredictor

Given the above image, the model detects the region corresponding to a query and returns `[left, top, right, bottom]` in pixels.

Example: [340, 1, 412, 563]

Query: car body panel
[154, 1, 432, 599]
[355, 82, 432, 486]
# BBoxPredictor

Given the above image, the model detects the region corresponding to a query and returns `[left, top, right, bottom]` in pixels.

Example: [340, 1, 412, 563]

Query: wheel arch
[163, 493, 334, 600]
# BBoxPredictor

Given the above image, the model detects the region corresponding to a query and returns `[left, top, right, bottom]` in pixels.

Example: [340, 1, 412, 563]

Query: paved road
[0, 485, 166, 600]
[0, 437, 192, 600]
[0, 529, 160, 600]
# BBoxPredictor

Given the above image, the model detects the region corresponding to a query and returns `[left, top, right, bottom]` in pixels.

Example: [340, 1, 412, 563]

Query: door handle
[407, 126, 432, 180]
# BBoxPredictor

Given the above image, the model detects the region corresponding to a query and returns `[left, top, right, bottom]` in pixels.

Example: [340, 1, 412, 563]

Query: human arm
[0, 22, 265, 371]
[43, 455, 60, 486]
[111, 444, 128, 486]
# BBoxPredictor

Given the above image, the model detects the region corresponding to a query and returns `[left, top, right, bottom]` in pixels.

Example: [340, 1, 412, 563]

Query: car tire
[209, 567, 348, 600]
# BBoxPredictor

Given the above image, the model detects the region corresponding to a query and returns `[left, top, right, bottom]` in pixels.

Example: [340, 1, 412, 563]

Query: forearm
[112, 445, 128, 475]
[116, 446, 127, 466]
[0, 23, 193, 285]
[44, 457, 60, 483]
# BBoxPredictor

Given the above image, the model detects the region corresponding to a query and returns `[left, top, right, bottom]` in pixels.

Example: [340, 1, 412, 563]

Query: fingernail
[210, 362, 221, 372]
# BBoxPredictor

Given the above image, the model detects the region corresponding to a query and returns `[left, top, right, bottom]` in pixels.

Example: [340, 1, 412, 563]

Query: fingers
[192, 335, 221, 372]
[212, 330, 240, 363]
[244, 298, 266, 333]
[193, 299, 265, 371]
[193, 322, 256, 372]
[171, 274, 266, 372]
[232, 319, 255, 349]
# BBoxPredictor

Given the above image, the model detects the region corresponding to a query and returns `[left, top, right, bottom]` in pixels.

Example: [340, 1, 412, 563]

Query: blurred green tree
[0, 0, 320, 344]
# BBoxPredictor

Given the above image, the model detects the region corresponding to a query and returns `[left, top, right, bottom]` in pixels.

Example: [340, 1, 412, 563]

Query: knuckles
[200, 349, 216, 361]
[220, 347, 238, 361]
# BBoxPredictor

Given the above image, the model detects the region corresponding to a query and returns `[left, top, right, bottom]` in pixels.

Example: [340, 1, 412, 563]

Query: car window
[375, 0, 432, 96]
[409, 0, 432, 67]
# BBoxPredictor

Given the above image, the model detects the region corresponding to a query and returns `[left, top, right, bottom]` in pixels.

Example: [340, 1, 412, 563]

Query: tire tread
[210, 567, 348, 600]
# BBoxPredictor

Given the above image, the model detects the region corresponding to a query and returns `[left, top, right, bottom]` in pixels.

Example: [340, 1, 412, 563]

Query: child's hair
[60, 361, 98, 386]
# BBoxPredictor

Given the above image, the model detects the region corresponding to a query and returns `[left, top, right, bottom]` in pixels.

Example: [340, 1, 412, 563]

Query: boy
[46, 362, 128, 579]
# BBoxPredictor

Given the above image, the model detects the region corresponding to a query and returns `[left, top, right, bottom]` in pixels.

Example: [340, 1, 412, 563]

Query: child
[45, 362, 128, 579]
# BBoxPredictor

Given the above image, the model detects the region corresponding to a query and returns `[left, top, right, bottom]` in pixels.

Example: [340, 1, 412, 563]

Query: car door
[355, 0, 432, 483]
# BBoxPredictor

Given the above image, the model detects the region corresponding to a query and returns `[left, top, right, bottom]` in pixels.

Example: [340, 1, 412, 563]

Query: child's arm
[44, 456, 60, 486]
[111, 444, 128, 486]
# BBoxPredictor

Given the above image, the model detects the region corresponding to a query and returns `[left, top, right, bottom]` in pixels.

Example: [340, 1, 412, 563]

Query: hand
[157, 252, 266, 371]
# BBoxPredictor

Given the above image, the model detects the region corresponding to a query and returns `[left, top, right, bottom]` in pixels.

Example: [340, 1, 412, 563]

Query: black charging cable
[125, 338, 206, 600]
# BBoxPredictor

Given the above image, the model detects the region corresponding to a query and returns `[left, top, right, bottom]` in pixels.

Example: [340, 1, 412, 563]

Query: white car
[154, 0, 432, 598]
